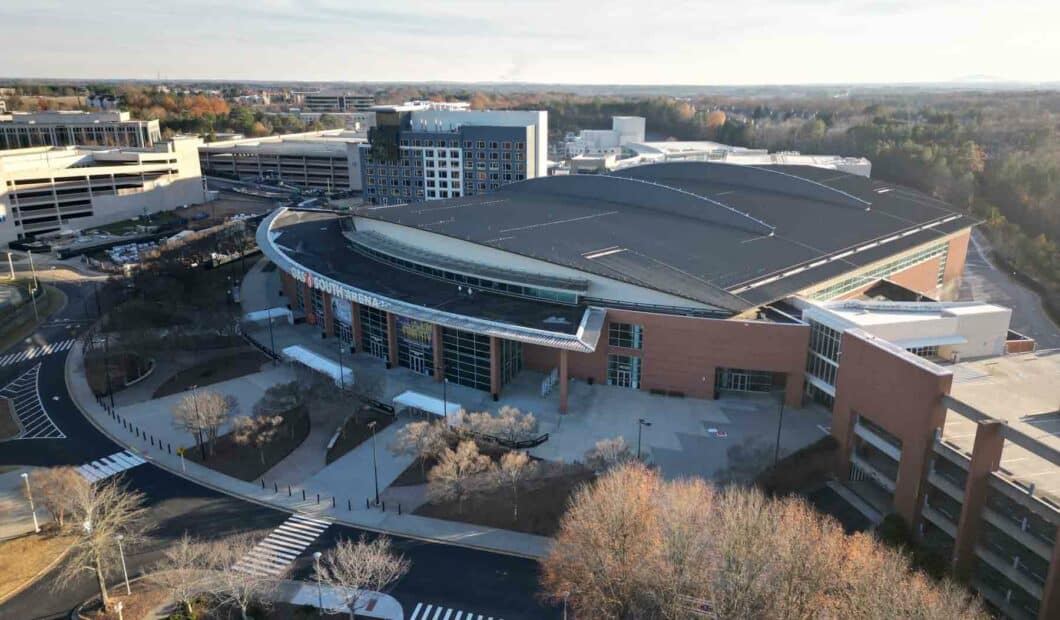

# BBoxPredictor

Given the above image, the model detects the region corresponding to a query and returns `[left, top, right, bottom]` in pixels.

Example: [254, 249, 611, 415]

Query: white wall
[410, 109, 548, 179]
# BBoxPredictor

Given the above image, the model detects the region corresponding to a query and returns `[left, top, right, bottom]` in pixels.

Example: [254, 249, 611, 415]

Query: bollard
[332, 496, 336, 508]
[302, 489, 306, 501]
[288, 485, 291, 496]
[398, 503, 402, 515]
[348, 499, 352, 511]
[261, 479, 266, 489]
[381, 501, 385, 512]
[151, 436, 155, 447]
[168, 443, 172, 454]
[316, 493, 320, 504]
[366, 498, 370, 510]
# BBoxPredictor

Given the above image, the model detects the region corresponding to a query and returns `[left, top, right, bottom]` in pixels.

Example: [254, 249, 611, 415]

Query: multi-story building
[0, 111, 161, 151]
[259, 160, 1058, 618]
[564, 116, 646, 157]
[360, 105, 547, 204]
[198, 131, 366, 191]
[0, 137, 207, 243]
[302, 91, 375, 113]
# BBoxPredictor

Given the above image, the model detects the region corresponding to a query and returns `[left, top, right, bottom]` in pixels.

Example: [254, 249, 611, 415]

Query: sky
[1, 0, 1058, 85]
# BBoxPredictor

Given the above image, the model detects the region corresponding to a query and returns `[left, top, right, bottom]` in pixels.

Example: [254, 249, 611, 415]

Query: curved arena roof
[357, 162, 970, 311]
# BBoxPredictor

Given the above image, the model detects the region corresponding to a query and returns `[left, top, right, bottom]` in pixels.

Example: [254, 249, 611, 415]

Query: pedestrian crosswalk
[0, 363, 64, 439]
[0, 339, 76, 367]
[233, 513, 330, 577]
[77, 450, 147, 482]
[409, 603, 503, 620]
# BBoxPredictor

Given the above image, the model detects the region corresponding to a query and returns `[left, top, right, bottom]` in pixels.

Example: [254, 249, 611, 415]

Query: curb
[64, 339, 546, 561]
[0, 534, 75, 607]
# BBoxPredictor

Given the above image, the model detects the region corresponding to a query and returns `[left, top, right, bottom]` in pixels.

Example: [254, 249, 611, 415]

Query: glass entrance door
[408, 353, 428, 375]
[337, 321, 353, 347]
[368, 337, 387, 360]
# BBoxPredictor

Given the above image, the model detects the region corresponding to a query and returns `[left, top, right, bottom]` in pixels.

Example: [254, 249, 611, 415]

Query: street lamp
[368, 421, 380, 505]
[19, 473, 40, 533]
[636, 418, 652, 461]
[312, 551, 324, 614]
[773, 396, 786, 466]
[116, 533, 131, 595]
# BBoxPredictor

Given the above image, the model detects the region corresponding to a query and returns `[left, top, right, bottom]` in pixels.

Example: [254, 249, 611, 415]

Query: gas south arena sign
[288, 265, 388, 310]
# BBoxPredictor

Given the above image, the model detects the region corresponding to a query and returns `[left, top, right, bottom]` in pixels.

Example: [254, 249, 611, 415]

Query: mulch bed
[153, 349, 269, 398]
[75, 577, 169, 620]
[186, 407, 310, 481]
[415, 465, 596, 536]
[324, 407, 396, 464]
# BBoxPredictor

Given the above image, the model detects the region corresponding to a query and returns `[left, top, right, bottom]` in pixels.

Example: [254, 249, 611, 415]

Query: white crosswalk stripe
[76, 450, 147, 483]
[0, 363, 64, 439]
[409, 603, 500, 620]
[0, 339, 76, 367]
[233, 514, 330, 577]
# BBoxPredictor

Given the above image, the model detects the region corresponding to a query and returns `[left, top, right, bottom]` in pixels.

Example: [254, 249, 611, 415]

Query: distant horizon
[2, 1, 1057, 86]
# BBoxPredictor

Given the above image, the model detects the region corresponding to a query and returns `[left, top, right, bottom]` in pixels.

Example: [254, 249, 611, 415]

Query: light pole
[313, 551, 324, 615]
[266, 307, 276, 363]
[336, 329, 345, 391]
[773, 397, 786, 466]
[20, 473, 40, 533]
[368, 421, 380, 505]
[636, 418, 652, 461]
[116, 533, 131, 595]
[27, 250, 39, 323]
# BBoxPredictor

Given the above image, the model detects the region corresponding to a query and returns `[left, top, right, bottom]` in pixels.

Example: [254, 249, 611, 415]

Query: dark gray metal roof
[356, 162, 971, 311]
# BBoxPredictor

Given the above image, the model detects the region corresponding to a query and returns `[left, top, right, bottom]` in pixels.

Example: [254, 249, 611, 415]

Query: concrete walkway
[65, 338, 552, 559]
[299, 419, 416, 505]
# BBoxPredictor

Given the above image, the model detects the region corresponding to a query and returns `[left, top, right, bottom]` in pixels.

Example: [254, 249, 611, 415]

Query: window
[806, 320, 841, 388]
[906, 345, 939, 358]
[359, 306, 389, 361]
[607, 355, 641, 389]
[442, 328, 492, 392]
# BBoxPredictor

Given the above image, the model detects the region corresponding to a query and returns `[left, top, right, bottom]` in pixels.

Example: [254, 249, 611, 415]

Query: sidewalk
[65, 338, 552, 560]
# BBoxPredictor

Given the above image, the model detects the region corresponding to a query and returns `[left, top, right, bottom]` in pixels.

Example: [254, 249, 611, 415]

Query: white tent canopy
[281, 345, 353, 387]
[244, 307, 294, 324]
[392, 390, 462, 418]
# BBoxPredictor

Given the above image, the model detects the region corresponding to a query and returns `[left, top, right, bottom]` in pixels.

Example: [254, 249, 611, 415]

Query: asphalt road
[959, 230, 1060, 349]
[0, 279, 558, 620]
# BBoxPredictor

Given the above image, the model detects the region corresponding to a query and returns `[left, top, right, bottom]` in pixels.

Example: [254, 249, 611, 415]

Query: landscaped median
[0, 530, 77, 606]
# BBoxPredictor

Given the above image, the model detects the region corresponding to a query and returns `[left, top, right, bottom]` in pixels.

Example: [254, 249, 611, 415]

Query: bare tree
[455, 406, 538, 444]
[253, 381, 303, 417]
[316, 535, 410, 620]
[388, 420, 450, 478]
[427, 440, 494, 513]
[232, 414, 284, 465]
[494, 451, 538, 522]
[56, 477, 151, 610]
[29, 466, 89, 529]
[214, 534, 288, 620]
[171, 389, 233, 457]
[540, 463, 988, 620]
[583, 436, 633, 472]
[147, 532, 217, 617]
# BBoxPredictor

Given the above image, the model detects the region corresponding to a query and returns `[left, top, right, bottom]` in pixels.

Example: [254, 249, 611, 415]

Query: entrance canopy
[281, 345, 353, 387]
[245, 307, 294, 324]
[392, 390, 462, 418]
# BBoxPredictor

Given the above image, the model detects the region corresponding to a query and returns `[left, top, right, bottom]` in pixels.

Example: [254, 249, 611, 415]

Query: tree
[29, 466, 89, 529]
[316, 535, 410, 619]
[148, 532, 216, 617]
[583, 436, 633, 472]
[232, 414, 285, 465]
[171, 390, 233, 457]
[388, 420, 450, 478]
[427, 440, 494, 513]
[455, 406, 538, 444]
[494, 451, 538, 522]
[214, 534, 288, 620]
[56, 477, 151, 610]
[540, 463, 987, 620]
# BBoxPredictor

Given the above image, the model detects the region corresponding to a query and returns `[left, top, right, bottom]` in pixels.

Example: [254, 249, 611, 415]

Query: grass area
[415, 464, 595, 536]
[0, 397, 20, 440]
[152, 349, 269, 398]
[0, 284, 66, 354]
[0, 531, 77, 601]
[325, 407, 396, 464]
[78, 577, 169, 620]
[84, 352, 152, 396]
[186, 407, 310, 482]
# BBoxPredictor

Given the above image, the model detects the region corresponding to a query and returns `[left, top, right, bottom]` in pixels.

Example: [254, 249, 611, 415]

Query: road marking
[409, 603, 501, 620]
[0, 363, 64, 439]
[76, 450, 146, 482]
[233, 514, 330, 577]
[0, 339, 76, 367]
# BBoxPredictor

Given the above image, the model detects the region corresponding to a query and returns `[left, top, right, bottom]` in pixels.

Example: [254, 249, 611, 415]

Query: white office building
[0, 111, 161, 150]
